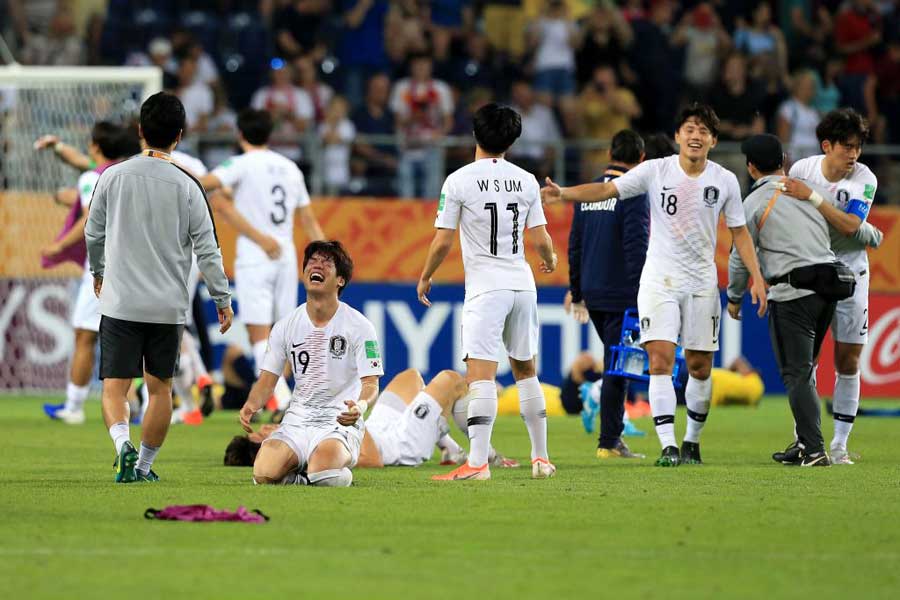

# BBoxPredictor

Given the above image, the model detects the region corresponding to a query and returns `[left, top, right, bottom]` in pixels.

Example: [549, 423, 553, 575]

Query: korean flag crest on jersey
[329, 335, 347, 358]
[703, 186, 719, 207]
[365, 340, 381, 369]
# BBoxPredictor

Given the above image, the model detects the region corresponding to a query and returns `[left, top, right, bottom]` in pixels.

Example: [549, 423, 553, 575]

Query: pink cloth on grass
[145, 505, 269, 523]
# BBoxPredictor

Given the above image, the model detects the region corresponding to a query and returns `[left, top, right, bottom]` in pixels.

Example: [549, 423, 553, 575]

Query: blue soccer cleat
[579, 382, 598, 434]
[43, 403, 65, 420]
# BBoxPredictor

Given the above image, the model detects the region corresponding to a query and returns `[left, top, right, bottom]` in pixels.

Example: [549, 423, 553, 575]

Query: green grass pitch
[2, 396, 899, 599]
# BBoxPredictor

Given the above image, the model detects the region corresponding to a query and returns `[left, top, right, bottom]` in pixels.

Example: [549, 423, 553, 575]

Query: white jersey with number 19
[435, 157, 547, 299]
[613, 155, 745, 293]
[211, 149, 311, 264]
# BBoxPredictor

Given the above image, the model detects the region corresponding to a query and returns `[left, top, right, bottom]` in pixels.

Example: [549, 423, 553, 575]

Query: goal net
[0, 66, 161, 392]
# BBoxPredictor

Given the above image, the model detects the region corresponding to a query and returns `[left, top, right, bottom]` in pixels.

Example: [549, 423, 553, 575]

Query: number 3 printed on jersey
[271, 184, 287, 225]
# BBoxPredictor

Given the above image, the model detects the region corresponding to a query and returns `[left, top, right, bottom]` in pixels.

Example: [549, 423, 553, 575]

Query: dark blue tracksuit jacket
[568, 164, 650, 312]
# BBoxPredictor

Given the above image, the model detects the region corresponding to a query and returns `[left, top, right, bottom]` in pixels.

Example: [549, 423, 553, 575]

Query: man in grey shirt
[727, 134, 881, 467]
[85, 92, 233, 483]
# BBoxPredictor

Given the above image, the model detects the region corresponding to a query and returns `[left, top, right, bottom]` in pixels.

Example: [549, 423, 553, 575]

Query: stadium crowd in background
[2, 0, 898, 200]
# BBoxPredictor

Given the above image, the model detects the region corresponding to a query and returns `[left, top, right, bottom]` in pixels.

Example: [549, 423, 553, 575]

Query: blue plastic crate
[605, 309, 686, 389]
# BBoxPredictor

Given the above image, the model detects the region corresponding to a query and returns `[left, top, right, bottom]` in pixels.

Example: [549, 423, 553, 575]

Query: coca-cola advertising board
[817, 294, 900, 397]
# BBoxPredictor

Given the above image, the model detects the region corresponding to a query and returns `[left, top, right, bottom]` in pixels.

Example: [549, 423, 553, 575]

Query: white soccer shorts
[365, 391, 443, 466]
[832, 270, 869, 344]
[461, 290, 539, 362]
[263, 421, 363, 469]
[235, 253, 298, 326]
[637, 283, 721, 352]
[71, 270, 101, 332]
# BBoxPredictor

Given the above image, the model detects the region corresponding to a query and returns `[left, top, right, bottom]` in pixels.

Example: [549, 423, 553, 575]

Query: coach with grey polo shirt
[85, 91, 233, 484]
[727, 134, 841, 467]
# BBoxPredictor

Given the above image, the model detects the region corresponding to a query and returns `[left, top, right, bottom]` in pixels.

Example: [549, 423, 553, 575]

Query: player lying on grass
[226, 368, 520, 470]
[238, 240, 382, 487]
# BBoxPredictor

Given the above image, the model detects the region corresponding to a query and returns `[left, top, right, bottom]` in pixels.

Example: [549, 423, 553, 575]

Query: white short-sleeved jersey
[211, 149, 311, 264]
[77, 170, 101, 270]
[172, 150, 208, 177]
[613, 155, 745, 293]
[789, 156, 877, 271]
[435, 157, 547, 299]
[260, 302, 384, 429]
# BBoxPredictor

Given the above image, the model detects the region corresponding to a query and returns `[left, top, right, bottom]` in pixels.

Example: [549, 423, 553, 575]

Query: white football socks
[684, 375, 712, 444]
[466, 380, 498, 468]
[108, 421, 130, 454]
[308, 468, 353, 487]
[649, 374, 677, 449]
[65, 382, 89, 413]
[831, 372, 860, 451]
[516, 376, 549, 461]
[136, 442, 159, 475]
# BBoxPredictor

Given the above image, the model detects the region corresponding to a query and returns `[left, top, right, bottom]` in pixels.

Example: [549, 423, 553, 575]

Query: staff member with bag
[727, 134, 855, 467]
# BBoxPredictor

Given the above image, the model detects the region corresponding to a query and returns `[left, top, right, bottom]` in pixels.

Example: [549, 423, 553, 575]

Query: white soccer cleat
[439, 447, 467, 465]
[830, 448, 855, 465]
[531, 458, 556, 479]
[57, 408, 85, 425]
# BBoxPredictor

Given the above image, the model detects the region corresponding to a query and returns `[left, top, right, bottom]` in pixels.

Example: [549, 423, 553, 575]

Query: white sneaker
[830, 448, 855, 465]
[57, 408, 85, 425]
[531, 458, 556, 479]
[439, 447, 467, 465]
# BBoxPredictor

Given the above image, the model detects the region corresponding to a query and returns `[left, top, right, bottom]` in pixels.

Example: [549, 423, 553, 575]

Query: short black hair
[113, 122, 142, 159]
[237, 109, 274, 146]
[140, 91, 185, 148]
[816, 108, 869, 146]
[473, 103, 522, 155]
[303, 240, 354, 296]
[676, 102, 720, 138]
[643, 133, 678, 160]
[609, 129, 644, 165]
[224, 435, 260, 467]
[90, 121, 121, 159]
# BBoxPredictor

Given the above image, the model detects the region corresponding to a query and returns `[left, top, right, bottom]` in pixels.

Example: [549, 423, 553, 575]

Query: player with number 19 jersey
[613, 155, 745, 350]
[211, 149, 310, 324]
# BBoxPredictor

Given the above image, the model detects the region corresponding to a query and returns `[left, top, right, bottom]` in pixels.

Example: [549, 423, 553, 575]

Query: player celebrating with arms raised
[779, 108, 878, 464]
[240, 241, 382, 487]
[542, 104, 767, 466]
[418, 103, 558, 481]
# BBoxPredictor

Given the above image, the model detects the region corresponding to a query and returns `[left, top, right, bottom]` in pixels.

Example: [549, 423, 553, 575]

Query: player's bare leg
[831, 341, 864, 464]
[307, 439, 353, 487]
[509, 357, 554, 478]
[645, 340, 680, 466]
[52, 329, 96, 424]
[253, 439, 300, 484]
[102, 377, 138, 482]
[682, 350, 714, 465]
[356, 368, 426, 468]
[247, 323, 291, 412]
[135, 373, 173, 480]
[433, 359, 497, 481]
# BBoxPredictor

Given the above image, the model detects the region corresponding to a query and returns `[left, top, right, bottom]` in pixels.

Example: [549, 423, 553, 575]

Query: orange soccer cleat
[182, 409, 204, 426]
[431, 462, 491, 481]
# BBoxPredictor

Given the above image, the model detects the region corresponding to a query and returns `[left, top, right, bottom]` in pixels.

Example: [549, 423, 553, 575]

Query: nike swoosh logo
[291, 342, 305, 348]
[662, 186, 676, 190]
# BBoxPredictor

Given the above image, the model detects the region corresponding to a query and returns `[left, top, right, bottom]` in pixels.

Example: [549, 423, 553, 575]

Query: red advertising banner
[816, 294, 900, 397]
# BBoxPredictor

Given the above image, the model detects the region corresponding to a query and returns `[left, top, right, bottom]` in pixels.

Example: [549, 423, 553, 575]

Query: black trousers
[589, 310, 627, 449]
[768, 294, 836, 454]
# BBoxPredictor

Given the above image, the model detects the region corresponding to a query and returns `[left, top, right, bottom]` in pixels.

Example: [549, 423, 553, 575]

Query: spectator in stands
[251, 61, 313, 163]
[445, 32, 505, 97]
[20, 4, 85, 66]
[174, 54, 214, 132]
[126, 38, 176, 80]
[734, 2, 788, 86]
[527, 0, 579, 134]
[777, 69, 821, 160]
[629, 0, 679, 133]
[672, 3, 731, 102]
[429, 0, 474, 62]
[482, 0, 527, 61]
[875, 31, 900, 144]
[447, 87, 494, 172]
[389, 52, 454, 198]
[785, 0, 833, 72]
[577, 66, 641, 180]
[574, 2, 634, 88]
[507, 79, 561, 180]
[273, 0, 331, 59]
[351, 73, 398, 195]
[293, 54, 335, 125]
[814, 57, 844, 115]
[709, 53, 764, 142]
[7, 0, 58, 53]
[834, 0, 882, 115]
[384, 0, 430, 65]
[319, 95, 356, 194]
[171, 30, 220, 89]
[338, 0, 390, 109]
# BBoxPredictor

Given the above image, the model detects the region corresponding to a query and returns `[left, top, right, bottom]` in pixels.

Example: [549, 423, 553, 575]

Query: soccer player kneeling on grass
[239, 241, 382, 487]
[417, 103, 558, 481]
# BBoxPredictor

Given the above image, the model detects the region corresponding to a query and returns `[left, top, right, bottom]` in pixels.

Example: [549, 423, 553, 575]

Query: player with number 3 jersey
[542, 104, 767, 467]
[418, 103, 558, 481]
[201, 109, 325, 412]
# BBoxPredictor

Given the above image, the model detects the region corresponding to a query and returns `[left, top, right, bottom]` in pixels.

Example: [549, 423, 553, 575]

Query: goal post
[0, 66, 162, 392]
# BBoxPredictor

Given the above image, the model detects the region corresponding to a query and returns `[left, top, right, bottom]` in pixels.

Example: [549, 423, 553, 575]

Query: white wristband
[355, 400, 369, 415]
[808, 190, 824, 208]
